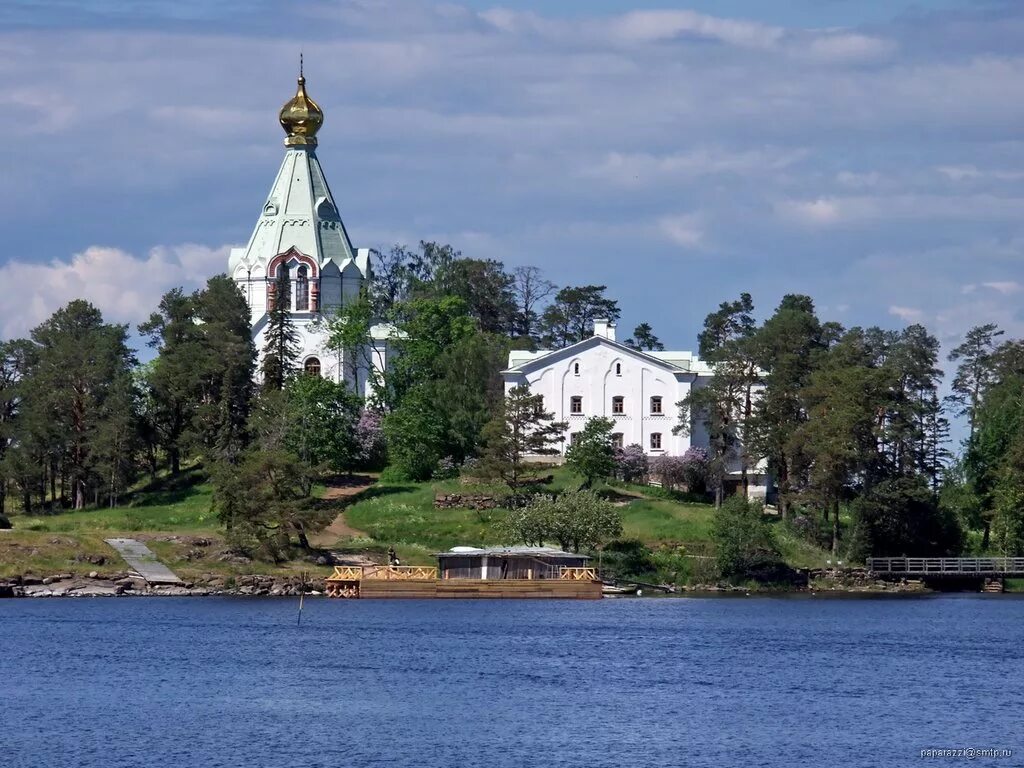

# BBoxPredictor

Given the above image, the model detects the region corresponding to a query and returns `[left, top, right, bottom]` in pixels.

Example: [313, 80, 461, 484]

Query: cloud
[889, 305, 923, 322]
[583, 147, 806, 187]
[775, 198, 843, 226]
[611, 10, 784, 49]
[0, 244, 231, 340]
[657, 214, 704, 248]
[798, 32, 896, 63]
[981, 280, 1022, 295]
[776, 194, 1024, 227]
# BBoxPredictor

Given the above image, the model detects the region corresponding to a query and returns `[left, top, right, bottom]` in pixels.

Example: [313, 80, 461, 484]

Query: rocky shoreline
[0, 567, 936, 598]
[0, 572, 326, 598]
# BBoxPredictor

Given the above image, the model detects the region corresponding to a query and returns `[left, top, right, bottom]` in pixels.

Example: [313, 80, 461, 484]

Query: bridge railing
[867, 557, 1024, 575]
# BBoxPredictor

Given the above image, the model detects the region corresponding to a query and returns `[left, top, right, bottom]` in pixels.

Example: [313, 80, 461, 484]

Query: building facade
[228, 68, 390, 396]
[502, 320, 768, 497]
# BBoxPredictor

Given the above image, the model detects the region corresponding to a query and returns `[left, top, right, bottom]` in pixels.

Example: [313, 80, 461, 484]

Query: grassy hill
[1, 464, 835, 586]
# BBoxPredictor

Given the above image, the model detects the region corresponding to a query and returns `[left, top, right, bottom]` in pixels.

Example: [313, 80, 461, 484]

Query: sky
[1, 0, 1022, 375]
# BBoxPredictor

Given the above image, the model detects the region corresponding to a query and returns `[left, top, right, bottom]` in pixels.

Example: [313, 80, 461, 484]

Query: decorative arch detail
[267, 247, 319, 279]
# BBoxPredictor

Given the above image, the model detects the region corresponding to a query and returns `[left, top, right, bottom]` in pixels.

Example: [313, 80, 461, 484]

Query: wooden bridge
[867, 557, 1024, 577]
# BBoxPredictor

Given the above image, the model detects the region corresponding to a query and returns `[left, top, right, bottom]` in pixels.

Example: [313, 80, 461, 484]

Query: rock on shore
[0, 571, 325, 598]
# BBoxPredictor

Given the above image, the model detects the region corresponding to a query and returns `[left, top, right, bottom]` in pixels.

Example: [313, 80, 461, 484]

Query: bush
[650, 448, 708, 492]
[432, 456, 459, 480]
[712, 495, 783, 580]
[379, 465, 413, 483]
[0, 513, 11, 530]
[601, 539, 657, 579]
[614, 444, 648, 483]
[849, 477, 964, 560]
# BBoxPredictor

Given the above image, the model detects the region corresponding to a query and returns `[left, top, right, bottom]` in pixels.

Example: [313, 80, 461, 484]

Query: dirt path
[309, 476, 375, 546]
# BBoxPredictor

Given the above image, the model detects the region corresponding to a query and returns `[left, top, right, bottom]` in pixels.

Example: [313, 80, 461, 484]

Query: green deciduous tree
[285, 374, 362, 475]
[565, 416, 616, 487]
[712, 495, 782, 580]
[503, 489, 622, 552]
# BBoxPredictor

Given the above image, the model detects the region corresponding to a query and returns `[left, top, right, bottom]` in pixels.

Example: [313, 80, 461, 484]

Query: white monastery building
[228, 67, 390, 396]
[502, 320, 768, 497]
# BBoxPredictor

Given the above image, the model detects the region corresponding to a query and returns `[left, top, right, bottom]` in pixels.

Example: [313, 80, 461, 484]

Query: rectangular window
[570, 396, 583, 414]
[611, 433, 623, 449]
[612, 396, 624, 414]
[570, 432, 580, 445]
[650, 396, 663, 415]
[650, 432, 662, 450]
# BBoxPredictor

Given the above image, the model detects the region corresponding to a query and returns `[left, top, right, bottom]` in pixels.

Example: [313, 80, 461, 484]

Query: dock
[104, 538, 184, 585]
[325, 564, 602, 599]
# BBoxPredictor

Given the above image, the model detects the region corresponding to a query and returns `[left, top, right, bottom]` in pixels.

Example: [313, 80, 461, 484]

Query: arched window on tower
[304, 357, 321, 377]
[295, 265, 309, 311]
[270, 263, 292, 311]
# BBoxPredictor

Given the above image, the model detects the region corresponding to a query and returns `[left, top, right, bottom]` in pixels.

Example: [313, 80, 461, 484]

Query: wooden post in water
[297, 571, 305, 626]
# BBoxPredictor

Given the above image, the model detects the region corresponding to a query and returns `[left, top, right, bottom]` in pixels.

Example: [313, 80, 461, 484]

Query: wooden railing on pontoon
[327, 565, 438, 582]
[559, 567, 598, 581]
[328, 566, 363, 581]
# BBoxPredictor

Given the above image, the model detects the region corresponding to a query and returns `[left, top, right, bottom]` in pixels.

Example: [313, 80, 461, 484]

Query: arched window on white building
[295, 264, 309, 311]
[304, 357, 321, 377]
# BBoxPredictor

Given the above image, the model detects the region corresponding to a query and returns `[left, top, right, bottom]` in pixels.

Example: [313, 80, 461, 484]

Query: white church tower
[228, 64, 387, 395]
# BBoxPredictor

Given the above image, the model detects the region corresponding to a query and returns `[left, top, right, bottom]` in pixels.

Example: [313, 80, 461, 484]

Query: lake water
[2, 595, 1022, 768]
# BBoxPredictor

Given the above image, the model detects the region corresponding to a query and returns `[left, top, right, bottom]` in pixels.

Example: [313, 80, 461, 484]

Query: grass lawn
[8, 468, 219, 535]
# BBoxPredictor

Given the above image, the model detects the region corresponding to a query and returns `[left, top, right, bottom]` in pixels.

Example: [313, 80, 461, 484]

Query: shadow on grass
[309, 483, 417, 512]
[127, 465, 210, 509]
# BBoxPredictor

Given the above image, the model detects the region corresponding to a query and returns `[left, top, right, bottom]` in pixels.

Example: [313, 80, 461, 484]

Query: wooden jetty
[325, 547, 603, 600]
[867, 557, 1024, 593]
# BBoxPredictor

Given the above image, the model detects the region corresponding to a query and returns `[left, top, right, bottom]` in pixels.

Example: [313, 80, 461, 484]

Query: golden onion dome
[279, 62, 323, 147]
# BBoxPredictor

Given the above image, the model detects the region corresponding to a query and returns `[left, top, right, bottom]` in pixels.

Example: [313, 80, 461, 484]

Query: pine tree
[748, 295, 826, 518]
[261, 267, 300, 392]
[624, 323, 664, 351]
[195, 275, 257, 463]
[138, 288, 203, 474]
[480, 385, 567, 489]
[697, 293, 758, 498]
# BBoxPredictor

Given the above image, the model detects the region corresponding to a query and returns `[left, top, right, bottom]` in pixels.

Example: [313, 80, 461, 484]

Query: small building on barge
[325, 546, 602, 599]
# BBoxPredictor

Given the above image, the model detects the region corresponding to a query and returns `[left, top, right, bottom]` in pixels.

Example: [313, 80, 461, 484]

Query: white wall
[505, 340, 698, 456]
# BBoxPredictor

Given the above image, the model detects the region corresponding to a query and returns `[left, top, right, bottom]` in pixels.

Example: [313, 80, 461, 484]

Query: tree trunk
[831, 499, 840, 556]
[982, 519, 991, 551]
[778, 458, 790, 521]
[170, 448, 181, 476]
[22, 488, 31, 515]
[49, 458, 57, 510]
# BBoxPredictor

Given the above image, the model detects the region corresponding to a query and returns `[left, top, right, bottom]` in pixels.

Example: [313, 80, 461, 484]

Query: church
[227, 66, 391, 397]
[228, 68, 765, 496]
